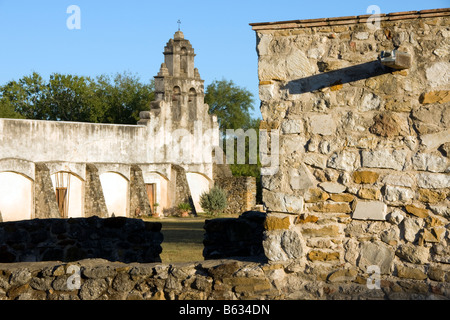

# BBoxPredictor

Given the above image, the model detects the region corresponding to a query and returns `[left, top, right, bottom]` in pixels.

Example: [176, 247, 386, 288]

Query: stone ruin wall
[252, 10, 450, 292]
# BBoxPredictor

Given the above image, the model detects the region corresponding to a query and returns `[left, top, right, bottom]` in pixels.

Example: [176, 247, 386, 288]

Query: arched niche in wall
[180, 47, 188, 75]
[188, 88, 197, 121]
[0, 172, 33, 222]
[143, 171, 170, 217]
[50, 171, 84, 218]
[172, 86, 182, 121]
[99, 172, 129, 217]
[185, 172, 212, 214]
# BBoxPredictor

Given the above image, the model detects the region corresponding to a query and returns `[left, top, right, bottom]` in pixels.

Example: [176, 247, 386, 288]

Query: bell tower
[153, 31, 205, 124]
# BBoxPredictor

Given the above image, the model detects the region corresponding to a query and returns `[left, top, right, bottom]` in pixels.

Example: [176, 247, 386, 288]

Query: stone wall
[129, 165, 153, 217]
[34, 163, 60, 219]
[0, 258, 448, 300]
[215, 176, 257, 214]
[249, 9, 450, 289]
[0, 217, 163, 264]
[84, 163, 108, 218]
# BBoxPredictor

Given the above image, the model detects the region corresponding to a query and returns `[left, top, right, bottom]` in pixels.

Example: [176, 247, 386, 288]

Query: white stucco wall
[186, 172, 212, 213]
[0, 172, 33, 221]
[100, 172, 129, 217]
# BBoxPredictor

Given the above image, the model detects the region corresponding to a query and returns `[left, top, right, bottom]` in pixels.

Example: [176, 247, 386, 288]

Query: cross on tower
[177, 19, 181, 31]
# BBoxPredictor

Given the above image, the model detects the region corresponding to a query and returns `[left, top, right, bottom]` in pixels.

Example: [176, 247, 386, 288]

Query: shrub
[199, 186, 228, 216]
[177, 202, 192, 211]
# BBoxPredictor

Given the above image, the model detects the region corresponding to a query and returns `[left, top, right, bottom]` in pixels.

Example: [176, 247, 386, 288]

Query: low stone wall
[0, 258, 448, 300]
[0, 217, 163, 263]
[203, 211, 266, 259]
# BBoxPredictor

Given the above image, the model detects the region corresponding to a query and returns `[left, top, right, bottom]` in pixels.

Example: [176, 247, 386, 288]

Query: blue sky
[0, 0, 448, 118]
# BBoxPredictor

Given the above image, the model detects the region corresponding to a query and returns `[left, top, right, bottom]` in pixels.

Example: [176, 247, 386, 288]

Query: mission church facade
[0, 31, 223, 222]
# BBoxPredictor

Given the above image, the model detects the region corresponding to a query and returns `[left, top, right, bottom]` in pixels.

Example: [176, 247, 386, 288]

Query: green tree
[205, 79, 255, 130]
[205, 78, 262, 204]
[96, 72, 154, 124]
[1, 72, 49, 120]
[0, 71, 154, 124]
[0, 98, 24, 119]
[46, 73, 102, 122]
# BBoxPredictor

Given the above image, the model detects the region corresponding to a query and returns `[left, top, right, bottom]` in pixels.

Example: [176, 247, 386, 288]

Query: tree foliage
[205, 79, 262, 204]
[205, 79, 255, 131]
[0, 72, 154, 124]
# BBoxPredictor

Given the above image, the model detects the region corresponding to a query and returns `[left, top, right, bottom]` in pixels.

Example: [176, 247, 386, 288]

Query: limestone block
[359, 92, 381, 111]
[307, 202, 351, 213]
[353, 171, 379, 184]
[281, 119, 302, 134]
[262, 230, 304, 262]
[264, 215, 291, 231]
[259, 83, 277, 101]
[383, 186, 414, 202]
[327, 150, 359, 171]
[425, 61, 450, 88]
[308, 114, 336, 136]
[319, 182, 346, 194]
[258, 50, 313, 81]
[327, 268, 358, 282]
[355, 32, 369, 40]
[418, 189, 447, 203]
[358, 187, 381, 200]
[308, 250, 340, 262]
[303, 153, 328, 169]
[417, 172, 450, 189]
[397, 265, 427, 280]
[405, 205, 429, 218]
[284, 195, 304, 213]
[380, 226, 400, 246]
[361, 149, 408, 170]
[330, 193, 355, 202]
[352, 200, 387, 221]
[429, 205, 450, 221]
[301, 225, 340, 237]
[419, 90, 450, 105]
[396, 243, 430, 264]
[256, 32, 272, 56]
[307, 46, 326, 59]
[369, 112, 409, 137]
[422, 227, 446, 243]
[401, 217, 423, 242]
[304, 188, 329, 203]
[358, 241, 394, 274]
[382, 174, 414, 188]
[387, 209, 405, 225]
[412, 153, 449, 173]
[420, 129, 450, 151]
[262, 190, 286, 212]
[289, 164, 316, 191]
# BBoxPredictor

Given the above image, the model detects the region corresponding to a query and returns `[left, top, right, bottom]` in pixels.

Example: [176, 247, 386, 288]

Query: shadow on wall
[283, 60, 393, 94]
[203, 211, 267, 263]
[0, 217, 163, 263]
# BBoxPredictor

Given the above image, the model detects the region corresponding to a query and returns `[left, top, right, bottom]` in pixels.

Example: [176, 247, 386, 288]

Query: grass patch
[144, 214, 239, 263]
